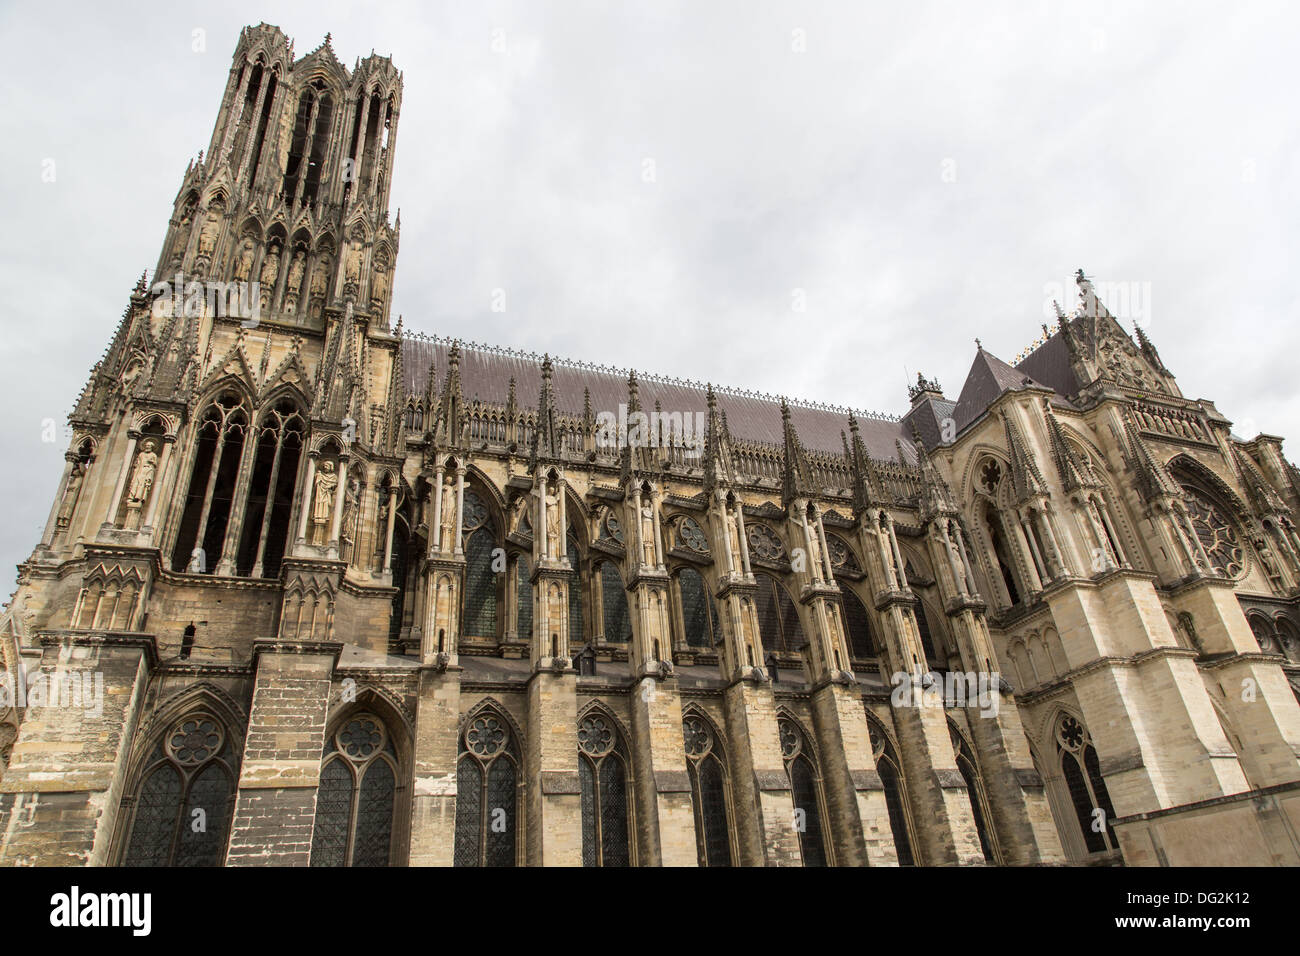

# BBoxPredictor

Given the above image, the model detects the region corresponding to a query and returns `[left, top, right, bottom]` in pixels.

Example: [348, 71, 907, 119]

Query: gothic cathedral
[2, 24, 1299, 867]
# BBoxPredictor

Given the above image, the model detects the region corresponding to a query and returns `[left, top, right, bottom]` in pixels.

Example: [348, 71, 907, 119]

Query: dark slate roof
[401, 334, 912, 462]
[1015, 331, 1080, 398]
[952, 348, 1050, 432]
[902, 397, 957, 450]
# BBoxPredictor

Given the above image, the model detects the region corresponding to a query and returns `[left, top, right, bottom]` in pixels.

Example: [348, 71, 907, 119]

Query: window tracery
[454, 709, 520, 867]
[578, 713, 631, 867]
[122, 712, 237, 867]
[310, 714, 399, 867]
[777, 716, 827, 867]
[682, 713, 733, 866]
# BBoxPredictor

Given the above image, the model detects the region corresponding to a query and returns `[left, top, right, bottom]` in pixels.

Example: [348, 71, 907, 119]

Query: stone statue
[57, 462, 84, 528]
[440, 478, 456, 551]
[128, 439, 159, 504]
[340, 476, 360, 559]
[640, 502, 656, 565]
[233, 238, 255, 282]
[259, 244, 281, 313]
[285, 250, 306, 312]
[725, 509, 741, 568]
[805, 520, 823, 577]
[313, 460, 338, 544]
[545, 489, 561, 556]
[344, 240, 364, 293]
[371, 258, 389, 306]
[196, 201, 222, 259]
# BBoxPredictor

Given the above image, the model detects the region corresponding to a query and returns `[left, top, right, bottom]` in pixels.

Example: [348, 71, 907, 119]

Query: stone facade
[2, 23, 1300, 867]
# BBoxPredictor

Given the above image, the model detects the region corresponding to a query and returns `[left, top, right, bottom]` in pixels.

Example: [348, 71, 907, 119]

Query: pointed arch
[454, 699, 523, 866]
[681, 706, 735, 866]
[947, 718, 999, 863]
[776, 712, 829, 866]
[864, 710, 916, 865]
[576, 701, 634, 867]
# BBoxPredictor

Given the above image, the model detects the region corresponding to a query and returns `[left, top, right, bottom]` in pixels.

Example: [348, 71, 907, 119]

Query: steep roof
[952, 348, 1050, 432]
[1015, 330, 1080, 398]
[400, 334, 911, 462]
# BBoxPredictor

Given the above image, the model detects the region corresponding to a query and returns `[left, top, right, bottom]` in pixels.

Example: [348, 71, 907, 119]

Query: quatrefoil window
[167, 716, 222, 765]
[578, 715, 614, 757]
[979, 459, 1003, 493]
[338, 716, 384, 760]
[466, 715, 507, 757]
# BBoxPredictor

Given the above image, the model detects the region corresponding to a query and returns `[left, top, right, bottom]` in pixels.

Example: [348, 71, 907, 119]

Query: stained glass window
[841, 589, 875, 659]
[949, 722, 997, 863]
[122, 712, 236, 867]
[600, 562, 631, 643]
[777, 717, 828, 867]
[454, 707, 520, 867]
[867, 720, 915, 866]
[464, 527, 498, 637]
[516, 556, 533, 641]
[755, 573, 805, 654]
[678, 567, 715, 648]
[568, 538, 584, 641]
[1055, 714, 1118, 855]
[578, 713, 631, 867]
[1181, 485, 1243, 576]
[309, 714, 398, 867]
[683, 713, 733, 866]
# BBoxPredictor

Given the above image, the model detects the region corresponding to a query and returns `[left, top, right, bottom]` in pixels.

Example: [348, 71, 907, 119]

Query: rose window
[979, 459, 1003, 493]
[466, 715, 507, 756]
[167, 716, 222, 765]
[461, 490, 488, 532]
[778, 719, 800, 759]
[578, 715, 614, 757]
[1056, 715, 1085, 753]
[678, 516, 709, 553]
[682, 716, 713, 757]
[338, 716, 383, 760]
[747, 524, 785, 563]
[1182, 488, 1243, 577]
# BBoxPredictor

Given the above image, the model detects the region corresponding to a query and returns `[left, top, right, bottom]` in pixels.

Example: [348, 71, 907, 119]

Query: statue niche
[312, 459, 339, 546]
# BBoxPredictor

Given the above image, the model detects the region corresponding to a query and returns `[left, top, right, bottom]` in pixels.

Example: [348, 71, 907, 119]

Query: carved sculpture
[313, 459, 338, 545]
[128, 439, 159, 504]
[56, 462, 84, 528]
[440, 477, 456, 551]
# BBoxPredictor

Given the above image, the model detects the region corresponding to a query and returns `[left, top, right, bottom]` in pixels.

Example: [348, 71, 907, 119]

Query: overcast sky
[1, 0, 1297, 591]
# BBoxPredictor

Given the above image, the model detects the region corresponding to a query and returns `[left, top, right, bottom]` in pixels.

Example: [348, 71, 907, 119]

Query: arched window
[567, 537, 585, 642]
[454, 709, 520, 866]
[841, 589, 875, 659]
[755, 573, 805, 654]
[683, 713, 733, 866]
[172, 392, 249, 572]
[984, 502, 1021, 607]
[122, 712, 237, 866]
[678, 567, 718, 648]
[778, 716, 827, 866]
[1248, 614, 1280, 654]
[949, 722, 998, 863]
[578, 712, 632, 867]
[310, 714, 399, 866]
[462, 489, 497, 638]
[1174, 473, 1245, 577]
[235, 399, 304, 577]
[915, 602, 942, 664]
[599, 561, 631, 643]
[516, 555, 533, 641]
[867, 718, 915, 865]
[1055, 713, 1119, 855]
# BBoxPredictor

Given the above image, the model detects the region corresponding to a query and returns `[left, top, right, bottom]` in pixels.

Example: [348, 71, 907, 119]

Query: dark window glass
[485, 758, 517, 867]
[600, 562, 631, 643]
[353, 759, 396, 866]
[697, 755, 731, 867]
[679, 568, 712, 647]
[453, 759, 482, 867]
[790, 755, 827, 867]
[1062, 750, 1107, 854]
[841, 589, 875, 658]
[877, 757, 914, 866]
[599, 758, 630, 867]
[174, 763, 231, 866]
[464, 528, 498, 637]
[309, 758, 353, 867]
[516, 557, 532, 641]
[124, 764, 182, 867]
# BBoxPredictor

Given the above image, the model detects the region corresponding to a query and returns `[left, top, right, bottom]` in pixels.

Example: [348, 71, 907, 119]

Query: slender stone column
[454, 466, 465, 555]
[103, 432, 139, 530]
[296, 454, 317, 543]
